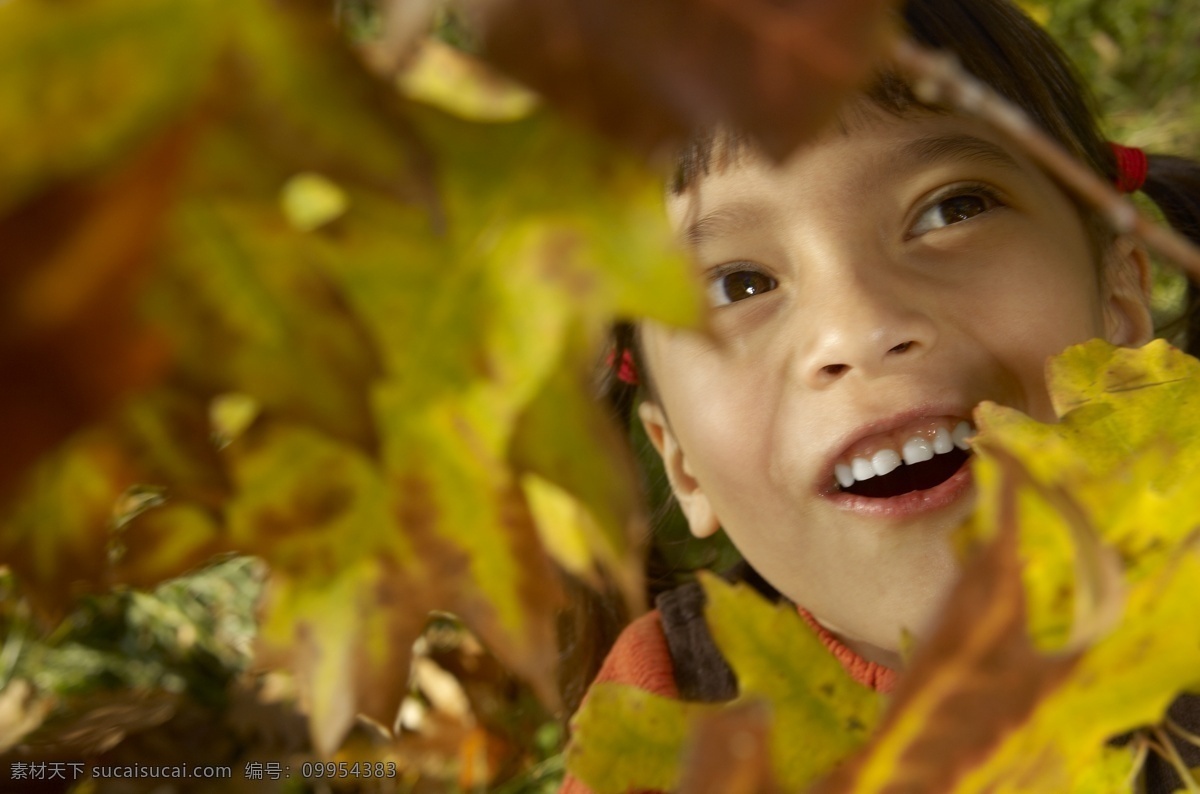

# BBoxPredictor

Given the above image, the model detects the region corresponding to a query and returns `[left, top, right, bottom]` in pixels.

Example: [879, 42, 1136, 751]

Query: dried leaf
[0, 131, 185, 505]
[256, 558, 428, 757]
[0, 681, 52, 754]
[0, 432, 137, 619]
[398, 38, 540, 123]
[223, 423, 432, 754]
[359, 0, 441, 76]
[22, 690, 179, 757]
[477, 0, 900, 158]
[678, 701, 776, 794]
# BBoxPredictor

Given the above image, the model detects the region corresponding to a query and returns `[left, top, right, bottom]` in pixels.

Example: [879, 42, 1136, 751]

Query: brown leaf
[0, 129, 187, 505]
[444, 480, 564, 713]
[228, 425, 436, 754]
[811, 452, 1082, 794]
[18, 690, 179, 758]
[0, 431, 140, 620]
[478, 0, 900, 159]
[252, 561, 433, 758]
[678, 701, 778, 794]
[0, 386, 235, 618]
[0, 681, 52, 754]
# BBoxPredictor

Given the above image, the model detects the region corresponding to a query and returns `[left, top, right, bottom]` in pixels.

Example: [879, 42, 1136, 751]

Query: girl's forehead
[667, 108, 1025, 220]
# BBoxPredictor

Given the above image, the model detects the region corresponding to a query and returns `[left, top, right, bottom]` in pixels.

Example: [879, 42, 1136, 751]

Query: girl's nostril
[823, 364, 848, 376]
[889, 341, 914, 354]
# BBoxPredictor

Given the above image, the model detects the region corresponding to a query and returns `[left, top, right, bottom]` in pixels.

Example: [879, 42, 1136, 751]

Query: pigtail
[1140, 154, 1200, 357]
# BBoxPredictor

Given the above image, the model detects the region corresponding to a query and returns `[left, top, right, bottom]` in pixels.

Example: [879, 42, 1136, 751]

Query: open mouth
[831, 418, 975, 500]
[838, 446, 971, 498]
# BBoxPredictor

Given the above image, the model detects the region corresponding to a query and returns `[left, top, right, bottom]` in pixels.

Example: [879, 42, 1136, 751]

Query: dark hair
[564, 0, 1200, 712]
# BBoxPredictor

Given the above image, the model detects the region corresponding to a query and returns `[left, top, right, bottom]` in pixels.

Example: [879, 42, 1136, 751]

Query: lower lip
[824, 457, 975, 519]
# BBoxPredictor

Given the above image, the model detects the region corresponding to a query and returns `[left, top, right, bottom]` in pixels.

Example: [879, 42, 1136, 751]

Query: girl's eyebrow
[681, 135, 1020, 248]
[899, 133, 1022, 173]
[682, 203, 759, 248]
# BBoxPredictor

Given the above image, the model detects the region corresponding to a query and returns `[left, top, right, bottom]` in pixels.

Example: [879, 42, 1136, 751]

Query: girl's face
[639, 106, 1152, 668]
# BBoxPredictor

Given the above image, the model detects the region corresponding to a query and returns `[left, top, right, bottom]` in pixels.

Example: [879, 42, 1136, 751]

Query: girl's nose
[796, 276, 938, 388]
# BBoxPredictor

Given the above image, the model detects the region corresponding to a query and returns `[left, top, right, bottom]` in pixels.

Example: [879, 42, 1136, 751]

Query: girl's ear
[1103, 236, 1154, 347]
[637, 401, 721, 539]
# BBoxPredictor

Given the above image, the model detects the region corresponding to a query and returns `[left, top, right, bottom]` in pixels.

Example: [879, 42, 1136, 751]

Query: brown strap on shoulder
[655, 582, 738, 702]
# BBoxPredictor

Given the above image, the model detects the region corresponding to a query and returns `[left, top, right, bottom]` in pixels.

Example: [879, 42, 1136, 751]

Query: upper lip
[817, 402, 977, 494]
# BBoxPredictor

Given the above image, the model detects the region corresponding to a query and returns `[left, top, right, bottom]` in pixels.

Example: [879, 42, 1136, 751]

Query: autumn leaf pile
[4, 0, 1200, 792]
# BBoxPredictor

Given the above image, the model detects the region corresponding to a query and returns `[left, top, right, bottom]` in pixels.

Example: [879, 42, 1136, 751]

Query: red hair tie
[605, 348, 639, 386]
[1110, 142, 1148, 193]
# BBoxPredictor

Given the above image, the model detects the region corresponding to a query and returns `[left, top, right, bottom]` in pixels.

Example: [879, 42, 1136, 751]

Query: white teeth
[851, 457, 875, 481]
[836, 421, 975, 489]
[835, 463, 855, 489]
[871, 448, 901, 476]
[952, 421, 972, 450]
[902, 436, 934, 465]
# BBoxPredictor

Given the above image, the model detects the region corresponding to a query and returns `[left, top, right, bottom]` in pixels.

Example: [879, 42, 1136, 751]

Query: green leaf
[398, 38, 540, 123]
[224, 423, 428, 752]
[0, 432, 133, 620]
[566, 683, 718, 794]
[221, 0, 423, 194]
[154, 201, 384, 453]
[376, 387, 564, 708]
[0, 0, 219, 212]
[701, 575, 883, 790]
[3, 0, 704, 761]
[280, 172, 350, 232]
[512, 328, 646, 609]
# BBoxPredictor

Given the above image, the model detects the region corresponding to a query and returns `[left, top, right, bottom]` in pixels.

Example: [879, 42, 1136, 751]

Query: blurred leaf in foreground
[0, 131, 183, 507]
[476, 0, 900, 159]
[1, 0, 703, 761]
[0, 0, 219, 214]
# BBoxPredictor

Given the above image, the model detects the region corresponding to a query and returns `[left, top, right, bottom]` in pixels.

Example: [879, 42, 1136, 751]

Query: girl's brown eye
[707, 269, 778, 306]
[938, 195, 989, 224]
[910, 187, 1003, 237]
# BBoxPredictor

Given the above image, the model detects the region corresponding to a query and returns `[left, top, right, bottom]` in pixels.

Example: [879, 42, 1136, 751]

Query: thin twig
[1125, 732, 1152, 792]
[1167, 715, 1200, 751]
[889, 38, 1200, 279]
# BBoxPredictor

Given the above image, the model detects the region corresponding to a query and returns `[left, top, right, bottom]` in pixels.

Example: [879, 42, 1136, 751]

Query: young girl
[561, 0, 1200, 790]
